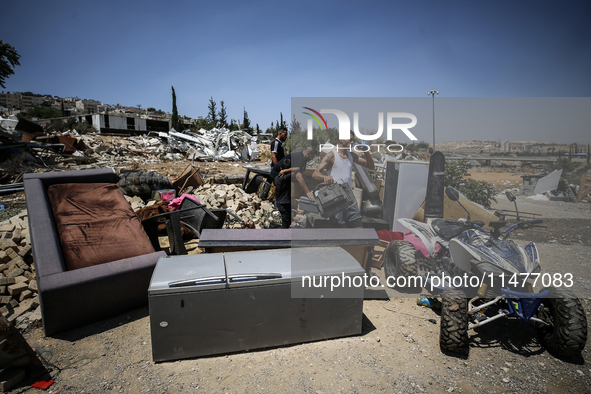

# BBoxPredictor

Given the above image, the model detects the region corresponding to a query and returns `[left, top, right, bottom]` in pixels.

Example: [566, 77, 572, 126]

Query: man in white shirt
[312, 131, 374, 228]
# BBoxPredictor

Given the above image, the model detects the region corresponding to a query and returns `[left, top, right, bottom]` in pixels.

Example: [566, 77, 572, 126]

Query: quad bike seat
[431, 219, 467, 240]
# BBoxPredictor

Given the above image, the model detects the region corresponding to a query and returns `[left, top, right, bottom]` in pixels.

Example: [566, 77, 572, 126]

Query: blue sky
[2, 0, 590, 141]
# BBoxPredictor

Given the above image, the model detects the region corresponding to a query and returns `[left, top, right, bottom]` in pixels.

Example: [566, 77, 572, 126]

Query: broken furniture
[198, 228, 380, 274]
[148, 247, 365, 362]
[141, 204, 217, 255]
[241, 164, 273, 193]
[171, 164, 203, 195]
[382, 160, 430, 233]
[24, 168, 167, 336]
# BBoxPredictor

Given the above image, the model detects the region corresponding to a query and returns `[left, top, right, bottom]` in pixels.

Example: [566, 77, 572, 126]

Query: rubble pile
[126, 183, 280, 229]
[0, 210, 41, 331]
[169, 128, 257, 162]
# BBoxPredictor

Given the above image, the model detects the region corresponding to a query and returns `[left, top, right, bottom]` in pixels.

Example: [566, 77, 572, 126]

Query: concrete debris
[0, 128, 258, 186]
[126, 182, 281, 229]
[169, 128, 256, 162]
[0, 210, 43, 332]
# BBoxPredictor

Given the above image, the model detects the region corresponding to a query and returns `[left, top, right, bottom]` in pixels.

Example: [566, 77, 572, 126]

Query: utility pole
[428, 90, 439, 152]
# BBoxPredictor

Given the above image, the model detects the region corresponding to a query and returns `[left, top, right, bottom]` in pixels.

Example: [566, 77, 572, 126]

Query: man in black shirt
[274, 159, 292, 228]
[270, 146, 317, 200]
[270, 127, 287, 165]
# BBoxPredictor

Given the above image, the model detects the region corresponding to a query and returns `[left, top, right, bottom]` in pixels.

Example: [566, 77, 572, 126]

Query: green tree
[171, 86, 182, 131]
[207, 97, 218, 128]
[218, 100, 228, 128]
[444, 159, 497, 208]
[242, 107, 251, 130]
[0, 41, 20, 89]
[24, 106, 62, 119]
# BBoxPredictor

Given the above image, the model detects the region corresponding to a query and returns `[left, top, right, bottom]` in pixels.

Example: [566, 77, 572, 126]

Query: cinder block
[0, 232, 12, 241]
[13, 257, 28, 270]
[19, 290, 32, 302]
[1, 239, 18, 252]
[5, 248, 17, 260]
[7, 298, 35, 323]
[23, 271, 35, 282]
[8, 282, 28, 296]
[6, 268, 24, 278]
[28, 280, 37, 292]
[0, 224, 15, 232]
[17, 245, 31, 258]
[0, 277, 15, 286]
[11, 229, 22, 243]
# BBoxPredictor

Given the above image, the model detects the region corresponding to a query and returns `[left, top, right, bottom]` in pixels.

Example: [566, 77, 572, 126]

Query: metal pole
[428, 90, 439, 152]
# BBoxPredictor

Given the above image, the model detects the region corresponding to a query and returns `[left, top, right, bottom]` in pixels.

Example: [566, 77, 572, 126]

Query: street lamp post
[428, 90, 439, 152]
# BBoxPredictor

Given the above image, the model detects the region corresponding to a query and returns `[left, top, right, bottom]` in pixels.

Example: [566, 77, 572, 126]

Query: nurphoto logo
[302, 107, 418, 153]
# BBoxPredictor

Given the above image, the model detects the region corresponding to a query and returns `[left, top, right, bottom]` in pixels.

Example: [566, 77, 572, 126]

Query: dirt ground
[8, 168, 591, 393]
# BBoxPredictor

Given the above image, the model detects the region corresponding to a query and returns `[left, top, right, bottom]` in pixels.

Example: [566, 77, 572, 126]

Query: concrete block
[0, 296, 12, 305]
[17, 245, 31, 258]
[24, 271, 35, 282]
[19, 290, 32, 302]
[0, 224, 15, 232]
[0, 277, 15, 286]
[14, 276, 28, 284]
[8, 282, 28, 296]
[13, 258, 28, 270]
[7, 298, 35, 323]
[0, 286, 5, 295]
[28, 280, 37, 292]
[6, 268, 24, 278]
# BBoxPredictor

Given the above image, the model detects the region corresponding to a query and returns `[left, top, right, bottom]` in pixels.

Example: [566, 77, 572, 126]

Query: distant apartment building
[0, 92, 51, 111]
[77, 113, 171, 134]
[501, 140, 511, 152]
[75, 99, 100, 114]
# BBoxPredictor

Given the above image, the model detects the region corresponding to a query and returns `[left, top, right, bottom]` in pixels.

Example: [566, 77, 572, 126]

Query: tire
[440, 288, 469, 354]
[118, 170, 173, 200]
[383, 240, 417, 279]
[537, 287, 588, 356]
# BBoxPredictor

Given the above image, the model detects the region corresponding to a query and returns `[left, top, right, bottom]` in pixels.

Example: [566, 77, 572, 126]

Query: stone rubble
[0, 210, 42, 332]
[126, 182, 280, 229]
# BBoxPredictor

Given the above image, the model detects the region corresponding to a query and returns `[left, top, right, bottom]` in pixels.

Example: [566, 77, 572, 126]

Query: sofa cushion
[47, 183, 156, 271]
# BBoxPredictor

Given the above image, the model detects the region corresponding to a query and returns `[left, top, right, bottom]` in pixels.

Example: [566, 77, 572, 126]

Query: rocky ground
[2, 168, 591, 393]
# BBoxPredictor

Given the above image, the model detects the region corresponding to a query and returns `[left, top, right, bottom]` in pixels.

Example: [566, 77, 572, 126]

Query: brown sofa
[24, 168, 167, 336]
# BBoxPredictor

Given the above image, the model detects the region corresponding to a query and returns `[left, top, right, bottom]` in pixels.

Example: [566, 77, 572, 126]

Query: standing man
[270, 127, 287, 165]
[312, 132, 374, 228]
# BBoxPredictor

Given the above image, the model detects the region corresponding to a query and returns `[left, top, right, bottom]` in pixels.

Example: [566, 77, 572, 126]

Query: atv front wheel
[383, 240, 417, 281]
[440, 288, 469, 354]
[537, 287, 587, 356]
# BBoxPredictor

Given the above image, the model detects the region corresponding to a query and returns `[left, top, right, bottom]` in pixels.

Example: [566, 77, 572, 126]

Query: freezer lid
[149, 254, 227, 295]
[223, 247, 364, 289]
[223, 248, 293, 288]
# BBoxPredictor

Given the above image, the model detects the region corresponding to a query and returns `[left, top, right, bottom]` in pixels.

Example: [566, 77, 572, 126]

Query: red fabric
[32, 380, 55, 390]
[376, 230, 404, 242]
[48, 183, 156, 271]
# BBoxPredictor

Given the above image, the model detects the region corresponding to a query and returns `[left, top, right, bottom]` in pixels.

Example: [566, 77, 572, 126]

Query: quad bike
[384, 186, 588, 356]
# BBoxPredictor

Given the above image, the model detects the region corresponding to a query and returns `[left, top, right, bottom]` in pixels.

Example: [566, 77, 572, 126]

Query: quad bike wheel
[383, 240, 417, 280]
[536, 287, 588, 356]
[439, 288, 469, 354]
